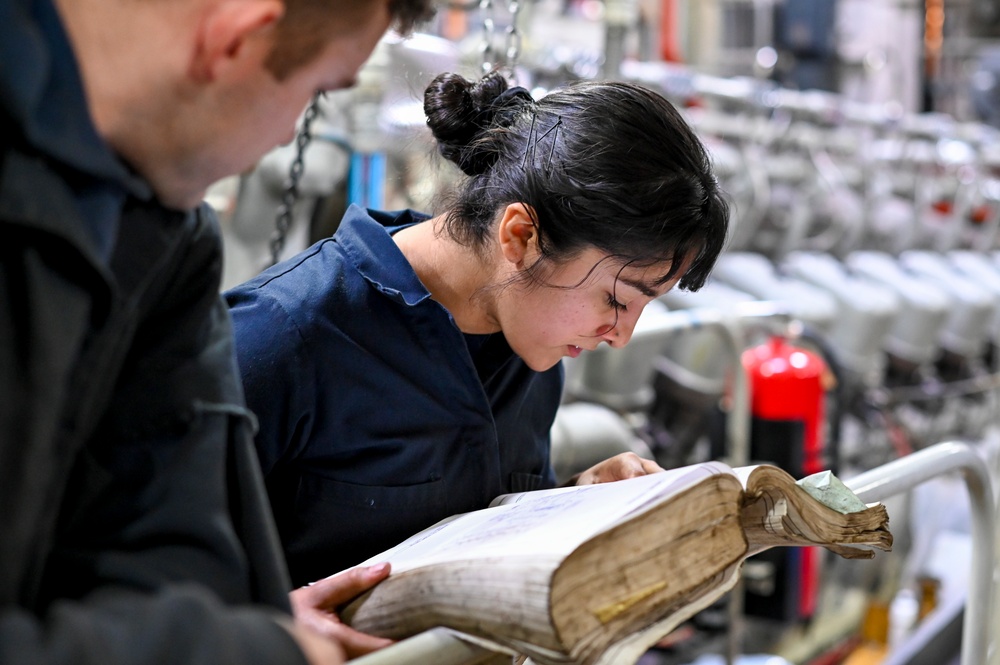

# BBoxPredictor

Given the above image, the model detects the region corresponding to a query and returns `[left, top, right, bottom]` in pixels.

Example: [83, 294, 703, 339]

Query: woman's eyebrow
[618, 276, 658, 298]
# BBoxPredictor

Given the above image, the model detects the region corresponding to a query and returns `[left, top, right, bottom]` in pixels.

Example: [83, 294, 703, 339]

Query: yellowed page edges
[592, 581, 670, 624]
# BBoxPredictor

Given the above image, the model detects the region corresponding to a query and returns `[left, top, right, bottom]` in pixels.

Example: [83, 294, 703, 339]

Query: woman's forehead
[569, 248, 676, 293]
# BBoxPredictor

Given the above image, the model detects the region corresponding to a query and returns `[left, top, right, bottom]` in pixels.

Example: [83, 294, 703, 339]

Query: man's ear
[190, 0, 285, 83]
[497, 203, 539, 267]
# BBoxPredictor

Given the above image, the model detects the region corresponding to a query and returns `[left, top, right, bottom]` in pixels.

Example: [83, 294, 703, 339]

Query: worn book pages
[361, 462, 733, 573]
[340, 462, 892, 665]
[736, 465, 893, 558]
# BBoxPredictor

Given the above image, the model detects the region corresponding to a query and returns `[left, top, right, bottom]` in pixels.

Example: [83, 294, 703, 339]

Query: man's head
[266, 0, 434, 80]
[58, 0, 435, 209]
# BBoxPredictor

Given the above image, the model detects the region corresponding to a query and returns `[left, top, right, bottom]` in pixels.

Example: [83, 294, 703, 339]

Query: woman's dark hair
[423, 71, 729, 291]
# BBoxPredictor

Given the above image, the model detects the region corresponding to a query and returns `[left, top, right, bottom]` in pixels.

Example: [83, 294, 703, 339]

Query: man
[0, 0, 432, 663]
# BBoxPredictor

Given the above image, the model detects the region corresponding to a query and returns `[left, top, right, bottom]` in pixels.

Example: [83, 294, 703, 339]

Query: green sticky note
[797, 470, 868, 514]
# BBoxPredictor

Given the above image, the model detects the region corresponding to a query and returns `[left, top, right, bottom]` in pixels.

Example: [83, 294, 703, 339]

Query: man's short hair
[266, 0, 436, 80]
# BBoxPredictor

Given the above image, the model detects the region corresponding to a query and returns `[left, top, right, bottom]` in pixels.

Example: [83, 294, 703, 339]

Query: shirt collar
[338, 204, 433, 307]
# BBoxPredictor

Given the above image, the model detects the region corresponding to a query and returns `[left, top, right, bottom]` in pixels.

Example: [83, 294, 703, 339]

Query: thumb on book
[573, 452, 665, 485]
[290, 563, 395, 658]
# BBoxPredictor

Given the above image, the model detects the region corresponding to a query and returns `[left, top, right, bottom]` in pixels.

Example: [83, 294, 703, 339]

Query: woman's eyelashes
[606, 294, 628, 312]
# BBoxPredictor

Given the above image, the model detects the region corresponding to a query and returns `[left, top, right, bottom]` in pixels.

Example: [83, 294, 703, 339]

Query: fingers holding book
[291, 563, 396, 658]
[570, 452, 665, 486]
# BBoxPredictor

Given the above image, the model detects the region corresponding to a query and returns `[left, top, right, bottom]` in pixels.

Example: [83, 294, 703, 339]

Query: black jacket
[0, 0, 306, 663]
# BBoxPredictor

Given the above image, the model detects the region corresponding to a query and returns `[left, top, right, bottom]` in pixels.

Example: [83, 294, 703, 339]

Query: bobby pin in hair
[521, 112, 537, 169]
[521, 115, 562, 171]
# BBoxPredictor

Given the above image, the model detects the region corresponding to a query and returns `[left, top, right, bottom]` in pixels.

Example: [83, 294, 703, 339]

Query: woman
[225, 71, 729, 588]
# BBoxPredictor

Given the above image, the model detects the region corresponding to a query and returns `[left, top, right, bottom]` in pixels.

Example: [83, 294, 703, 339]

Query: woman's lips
[567, 345, 582, 358]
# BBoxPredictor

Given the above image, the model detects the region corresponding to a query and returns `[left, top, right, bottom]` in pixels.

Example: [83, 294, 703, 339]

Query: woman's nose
[597, 316, 637, 348]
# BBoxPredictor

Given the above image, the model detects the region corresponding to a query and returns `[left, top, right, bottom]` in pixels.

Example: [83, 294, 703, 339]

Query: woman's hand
[571, 452, 663, 485]
[290, 563, 395, 659]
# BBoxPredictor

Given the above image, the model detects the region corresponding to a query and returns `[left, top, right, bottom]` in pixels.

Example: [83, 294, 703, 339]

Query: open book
[340, 462, 892, 665]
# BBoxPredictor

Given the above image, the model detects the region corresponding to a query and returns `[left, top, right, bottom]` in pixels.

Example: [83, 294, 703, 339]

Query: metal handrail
[844, 441, 995, 665]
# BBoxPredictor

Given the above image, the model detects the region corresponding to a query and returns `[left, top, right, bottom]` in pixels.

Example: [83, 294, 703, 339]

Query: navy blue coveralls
[226, 206, 564, 586]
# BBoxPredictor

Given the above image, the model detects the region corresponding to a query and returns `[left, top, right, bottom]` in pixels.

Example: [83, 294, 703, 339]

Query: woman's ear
[497, 203, 539, 267]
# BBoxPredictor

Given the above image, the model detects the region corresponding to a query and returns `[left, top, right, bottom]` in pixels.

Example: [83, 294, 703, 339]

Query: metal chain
[270, 93, 321, 267]
[479, 0, 496, 74]
[504, 0, 522, 68]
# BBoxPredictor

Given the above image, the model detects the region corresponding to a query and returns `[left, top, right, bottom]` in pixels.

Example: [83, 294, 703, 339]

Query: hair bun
[424, 71, 520, 176]
[488, 85, 534, 127]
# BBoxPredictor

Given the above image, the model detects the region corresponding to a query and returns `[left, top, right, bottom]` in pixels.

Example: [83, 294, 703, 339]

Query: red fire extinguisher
[741, 335, 829, 622]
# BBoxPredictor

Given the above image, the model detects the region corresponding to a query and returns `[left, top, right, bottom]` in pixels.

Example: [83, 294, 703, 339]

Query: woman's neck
[392, 216, 501, 334]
